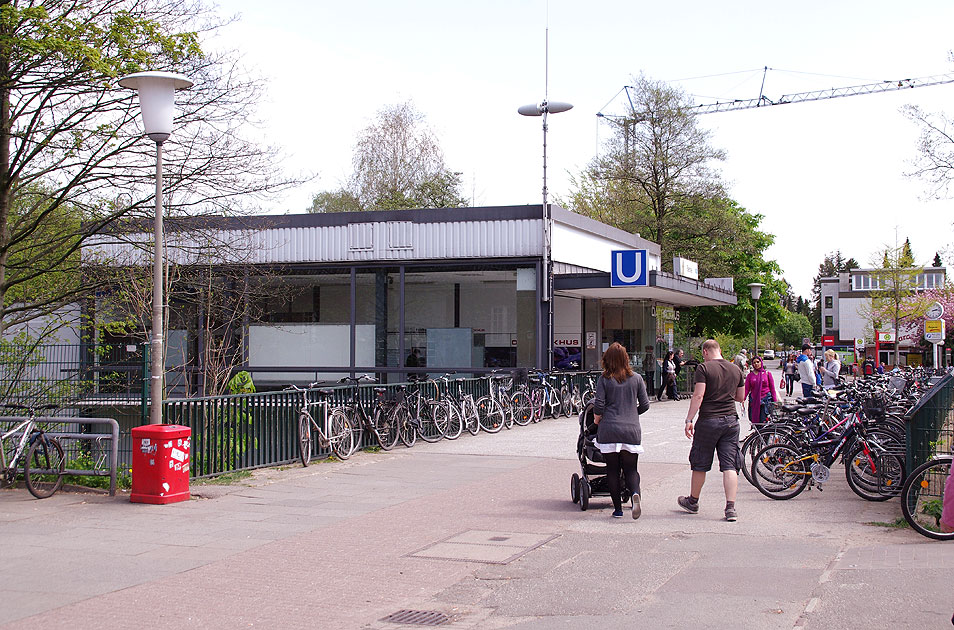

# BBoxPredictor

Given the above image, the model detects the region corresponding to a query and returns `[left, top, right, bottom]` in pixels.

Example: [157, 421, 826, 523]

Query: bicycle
[333, 376, 401, 454]
[292, 384, 355, 465]
[0, 403, 65, 499]
[750, 410, 904, 501]
[901, 454, 954, 540]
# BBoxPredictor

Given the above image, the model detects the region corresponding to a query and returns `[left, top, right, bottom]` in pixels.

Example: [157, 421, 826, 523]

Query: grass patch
[364, 445, 382, 453]
[192, 470, 253, 485]
[865, 517, 909, 529]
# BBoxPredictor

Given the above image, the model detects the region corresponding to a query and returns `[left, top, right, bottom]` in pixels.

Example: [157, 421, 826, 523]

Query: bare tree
[0, 0, 303, 339]
[87, 220, 301, 397]
[310, 101, 466, 212]
[578, 75, 725, 270]
[903, 104, 954, 199]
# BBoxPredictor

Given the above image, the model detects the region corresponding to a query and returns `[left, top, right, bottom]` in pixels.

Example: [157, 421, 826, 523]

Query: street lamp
[519, 99, 572, 372]
[118, 71, 193, 424]
[748, 282, 765, 359]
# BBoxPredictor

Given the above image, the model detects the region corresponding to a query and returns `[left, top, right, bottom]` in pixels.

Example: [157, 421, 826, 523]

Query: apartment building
[819, 266, 946, 365]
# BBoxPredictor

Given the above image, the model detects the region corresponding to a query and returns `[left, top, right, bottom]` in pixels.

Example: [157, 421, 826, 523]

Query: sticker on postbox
[170, 448, 186, 463]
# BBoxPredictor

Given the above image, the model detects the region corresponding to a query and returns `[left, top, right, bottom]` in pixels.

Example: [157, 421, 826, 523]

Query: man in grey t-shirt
[678, 338, 745, 521]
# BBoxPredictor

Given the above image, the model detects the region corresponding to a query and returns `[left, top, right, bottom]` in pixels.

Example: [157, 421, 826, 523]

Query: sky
[209, 0, 954, 299]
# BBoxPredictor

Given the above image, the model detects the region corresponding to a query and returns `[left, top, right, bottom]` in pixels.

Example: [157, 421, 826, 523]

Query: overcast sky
[210, 0, 954, 298]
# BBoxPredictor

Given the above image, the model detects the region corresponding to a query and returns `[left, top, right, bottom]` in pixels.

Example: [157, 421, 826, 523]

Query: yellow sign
[925, 319, 946, 344]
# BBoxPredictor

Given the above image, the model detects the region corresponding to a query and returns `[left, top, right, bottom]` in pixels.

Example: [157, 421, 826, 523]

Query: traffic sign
[925, 319, 946, 344]
[854, 338, 865, 349]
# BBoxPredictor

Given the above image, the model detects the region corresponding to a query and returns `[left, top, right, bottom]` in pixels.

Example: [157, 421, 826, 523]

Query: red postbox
[130, 424, 191, 504]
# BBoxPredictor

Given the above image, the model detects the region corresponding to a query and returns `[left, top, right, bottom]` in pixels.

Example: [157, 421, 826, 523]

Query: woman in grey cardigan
[593, 342, 652, 519]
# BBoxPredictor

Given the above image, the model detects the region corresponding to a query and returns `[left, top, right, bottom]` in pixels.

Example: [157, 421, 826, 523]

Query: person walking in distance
[796, 344, 817, 398]
[673, 348, 686, 400]
[642, 346, 656, 399]
[656, 350, 676, 401]
[783, 354, 797, 397]
[678, 339, 745, 521]
[592, 343, 651, 519]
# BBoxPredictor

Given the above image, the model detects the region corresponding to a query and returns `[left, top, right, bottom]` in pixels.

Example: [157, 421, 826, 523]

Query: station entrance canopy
[550, 206, 737, 308]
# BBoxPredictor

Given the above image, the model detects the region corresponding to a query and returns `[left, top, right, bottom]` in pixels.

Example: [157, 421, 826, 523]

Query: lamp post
[118, 71, 193, 424]
[748, 282, 765, 359]
[518, 99, 572, 371]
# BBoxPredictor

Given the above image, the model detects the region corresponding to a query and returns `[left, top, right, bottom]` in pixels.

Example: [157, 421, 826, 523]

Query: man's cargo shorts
[689, 414, 742, 472]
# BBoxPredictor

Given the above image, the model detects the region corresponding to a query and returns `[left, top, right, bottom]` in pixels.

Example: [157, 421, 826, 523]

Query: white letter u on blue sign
[611, 249, 647, 286]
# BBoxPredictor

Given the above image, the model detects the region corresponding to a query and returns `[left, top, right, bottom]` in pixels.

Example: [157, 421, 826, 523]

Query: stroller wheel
[571, 473, 581, 504]
[580, 479, 590, 511]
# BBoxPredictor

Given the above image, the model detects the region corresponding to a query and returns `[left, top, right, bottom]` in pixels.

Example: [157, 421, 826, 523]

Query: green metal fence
[904, 372, 954, 475]
[161, 372, 599, 478]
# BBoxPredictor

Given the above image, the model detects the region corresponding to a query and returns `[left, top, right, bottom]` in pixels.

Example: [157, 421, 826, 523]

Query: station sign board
[610, 249, 648, 287]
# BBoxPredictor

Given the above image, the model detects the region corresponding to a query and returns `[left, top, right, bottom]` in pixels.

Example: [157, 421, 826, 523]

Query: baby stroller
[570, 401, 634, 511]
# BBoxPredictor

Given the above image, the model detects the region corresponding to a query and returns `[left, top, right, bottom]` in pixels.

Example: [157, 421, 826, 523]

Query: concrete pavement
[1, 397, 952, 629]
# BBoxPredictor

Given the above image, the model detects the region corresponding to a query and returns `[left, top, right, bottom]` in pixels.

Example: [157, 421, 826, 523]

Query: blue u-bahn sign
[610, 249, 648, 287]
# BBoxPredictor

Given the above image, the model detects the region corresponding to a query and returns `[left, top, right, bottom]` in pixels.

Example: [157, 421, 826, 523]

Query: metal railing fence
[0, 342, 146, 413]
[904, 372, 954, 475]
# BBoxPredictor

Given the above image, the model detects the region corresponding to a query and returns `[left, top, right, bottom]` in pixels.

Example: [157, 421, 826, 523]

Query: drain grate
[380, 609, 450, 626]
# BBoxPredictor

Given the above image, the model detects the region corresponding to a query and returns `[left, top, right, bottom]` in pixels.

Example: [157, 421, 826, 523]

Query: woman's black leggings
[603, 451, 640, 512]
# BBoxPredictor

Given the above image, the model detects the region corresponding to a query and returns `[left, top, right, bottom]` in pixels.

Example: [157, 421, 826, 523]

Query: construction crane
[597, 68, 954, 122]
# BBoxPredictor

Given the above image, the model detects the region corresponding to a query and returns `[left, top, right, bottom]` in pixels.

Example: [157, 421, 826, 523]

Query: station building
[89, 204, 736, 390]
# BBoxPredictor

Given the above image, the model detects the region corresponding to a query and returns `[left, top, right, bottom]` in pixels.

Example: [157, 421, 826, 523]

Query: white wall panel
[86, 218, 544, 267]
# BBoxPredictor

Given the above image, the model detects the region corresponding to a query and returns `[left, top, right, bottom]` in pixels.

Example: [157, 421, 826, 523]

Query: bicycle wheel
[560, 385, 571, 417]
[530, 389, 544, 423]
[740, 426, 792, 486]
[751, 443, 811, 500]
[547, 386, 561, 419]
[24, 437, 65, 499]
[328, 408, 354, 460]
[510, 391, 533, 426]
[497, 393, 513, 429]
[417, 403, 446, 443]
[901, 457, 954, 540]
[371, 405, 400, 450]
[845, 444, 904, 501]
[476, 396, 504, 433]
[461, 398, 480, 435]
[398, 406, 417, 448]
[570, 386, 582, 416]
[436, 401, 463, 440]
[298, 412, 313, 466]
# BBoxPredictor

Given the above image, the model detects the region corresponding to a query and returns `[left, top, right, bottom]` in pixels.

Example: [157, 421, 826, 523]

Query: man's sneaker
[632, 494, 641, 520]
[677, 495, 699, 514]
[612, 509, 624, 518]
[725, 505, 738, 522]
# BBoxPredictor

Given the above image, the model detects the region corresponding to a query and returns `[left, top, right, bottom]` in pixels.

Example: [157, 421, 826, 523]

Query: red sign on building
[821, 335, 835, 347]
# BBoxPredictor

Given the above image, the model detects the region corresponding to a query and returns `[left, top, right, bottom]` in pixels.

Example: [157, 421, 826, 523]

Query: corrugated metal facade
[87, 218, 544, 265]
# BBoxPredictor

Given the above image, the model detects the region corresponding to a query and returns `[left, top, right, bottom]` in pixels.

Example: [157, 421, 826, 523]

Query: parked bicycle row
[742, 370, 954, 540]
[294, 369, 601, 465]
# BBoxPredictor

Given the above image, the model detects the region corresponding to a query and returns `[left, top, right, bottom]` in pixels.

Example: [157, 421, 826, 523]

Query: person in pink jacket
[942, 468, 954, 534]
[744, 356, 777, 425]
